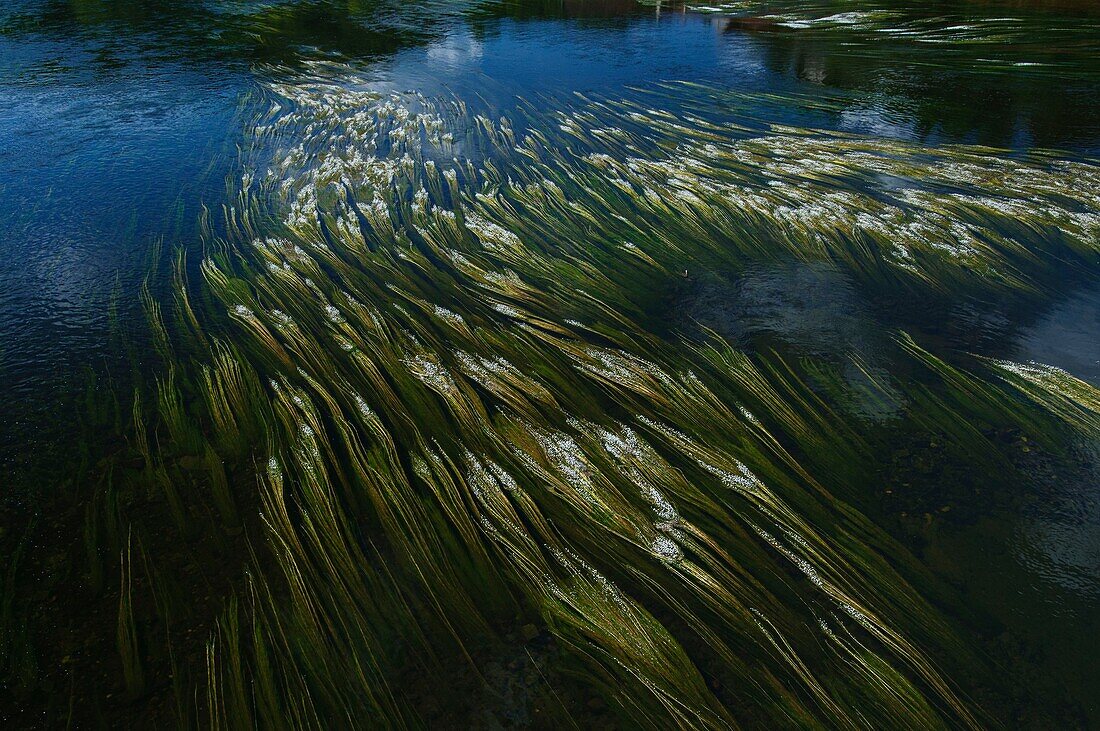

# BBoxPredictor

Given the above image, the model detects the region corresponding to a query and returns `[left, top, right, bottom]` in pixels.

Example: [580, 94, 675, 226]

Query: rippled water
[1, 1, 1098, 727]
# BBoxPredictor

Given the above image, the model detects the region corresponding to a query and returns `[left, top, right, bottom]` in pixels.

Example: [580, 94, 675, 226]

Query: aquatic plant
[117, 536, 145, 701]
[45, 67, 1099, 728]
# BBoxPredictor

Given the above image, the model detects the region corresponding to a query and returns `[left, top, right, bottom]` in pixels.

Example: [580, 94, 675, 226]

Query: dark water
[1, 0, 1099, 726]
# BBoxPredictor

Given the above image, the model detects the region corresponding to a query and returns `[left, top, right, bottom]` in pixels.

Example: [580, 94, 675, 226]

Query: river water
[1, 1, 1098, 727]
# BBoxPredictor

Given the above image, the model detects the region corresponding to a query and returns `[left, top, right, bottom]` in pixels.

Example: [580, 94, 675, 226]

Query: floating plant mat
[9, 73, 1100, 727]
[676, 0, 1100, 62]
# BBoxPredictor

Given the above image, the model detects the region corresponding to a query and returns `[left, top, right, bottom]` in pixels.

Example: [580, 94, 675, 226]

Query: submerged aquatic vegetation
[30, 67, 1099, 728]
[117, 536, 145, 701]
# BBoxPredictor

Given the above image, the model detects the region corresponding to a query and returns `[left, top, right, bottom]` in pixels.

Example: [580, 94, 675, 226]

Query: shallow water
[1, 1, 1099, 727]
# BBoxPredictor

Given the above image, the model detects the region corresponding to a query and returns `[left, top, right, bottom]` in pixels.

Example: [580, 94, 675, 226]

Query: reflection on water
[1, 0, 1098, 728]
[1020, 441, 1100, 599]
[1020, 283, 1100, 386]
[916, 435, 1100, 724]
[678, 262, 907, 421]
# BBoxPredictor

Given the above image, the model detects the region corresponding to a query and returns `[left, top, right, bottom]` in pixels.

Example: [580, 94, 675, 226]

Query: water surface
[1, 1, 1098, 727]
